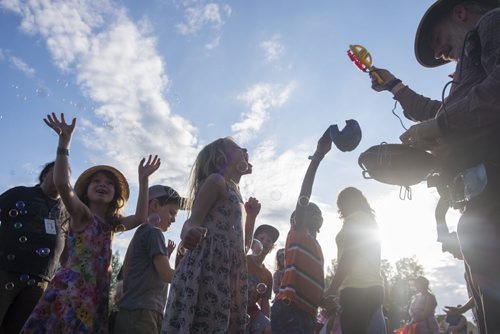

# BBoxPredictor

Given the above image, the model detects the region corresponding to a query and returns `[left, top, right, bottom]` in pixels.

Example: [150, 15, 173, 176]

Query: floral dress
[163, 180, 248, 334]
[21, 216, 113, 334]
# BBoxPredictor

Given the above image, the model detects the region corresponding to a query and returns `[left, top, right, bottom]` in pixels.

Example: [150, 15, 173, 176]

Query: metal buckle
[448, 164, 488, 207]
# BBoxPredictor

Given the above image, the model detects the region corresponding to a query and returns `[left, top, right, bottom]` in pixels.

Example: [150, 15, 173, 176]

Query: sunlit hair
[413, 276, 431, 292]
[337, 187, 375, 219]
[38, 161, 55, 184]
[187, 137, 232, 201]
[76, 170, 126, 230]
[275, 248, 286, 271]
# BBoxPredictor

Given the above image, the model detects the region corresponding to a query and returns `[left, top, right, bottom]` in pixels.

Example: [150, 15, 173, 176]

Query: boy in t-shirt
[113, 185, 186, 334]
[247, 224, 279, 334]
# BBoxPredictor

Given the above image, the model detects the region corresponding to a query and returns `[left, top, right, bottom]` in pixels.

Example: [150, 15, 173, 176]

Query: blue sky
[0, 0, 469, 317]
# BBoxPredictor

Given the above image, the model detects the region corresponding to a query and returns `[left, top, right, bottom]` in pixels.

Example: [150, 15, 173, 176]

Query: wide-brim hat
[254, 224, 280, 243]
[74, 165, 130, 201]
[415, 0, 499, 67]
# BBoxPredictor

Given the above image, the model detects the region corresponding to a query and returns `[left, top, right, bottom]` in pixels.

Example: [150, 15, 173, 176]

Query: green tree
[110, 250, 122, 292]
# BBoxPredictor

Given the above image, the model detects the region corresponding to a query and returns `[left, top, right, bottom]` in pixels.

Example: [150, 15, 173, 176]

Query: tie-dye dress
[21, 216, 113, 334]
[163, 180, 248, 334]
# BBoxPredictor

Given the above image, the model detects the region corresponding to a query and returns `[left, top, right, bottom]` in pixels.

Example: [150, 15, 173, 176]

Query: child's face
[224, 139, 251, 174]
[153, 202, 180, 232]
[86, 172, 116, 204]
[255, 232, 273, 255]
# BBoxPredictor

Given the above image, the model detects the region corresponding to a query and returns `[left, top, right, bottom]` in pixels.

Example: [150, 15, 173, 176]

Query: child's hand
[44, 112, 76, 143]
[244, 197, 261, 219]
[166, 239, 176, 258]
[316, 131, 332, 157]
[182, 226, 207, 250]
[138, 155, 161, 181]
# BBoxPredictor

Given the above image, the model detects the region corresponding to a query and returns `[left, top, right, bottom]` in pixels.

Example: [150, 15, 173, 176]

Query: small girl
[21, 113, 160, 333]
[163, 137, 260, 333]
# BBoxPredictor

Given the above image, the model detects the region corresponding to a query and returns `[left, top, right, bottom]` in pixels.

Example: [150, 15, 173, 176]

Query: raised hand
[43, 113, 76, 143]
[244, 197, 261, 219]
[316, 130, 332, 157]
[138, 155, 161, 181]
[370, 67, 397, 92]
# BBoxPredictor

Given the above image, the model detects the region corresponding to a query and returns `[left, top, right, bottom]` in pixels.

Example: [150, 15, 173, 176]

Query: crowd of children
[0, 112, 479, 334]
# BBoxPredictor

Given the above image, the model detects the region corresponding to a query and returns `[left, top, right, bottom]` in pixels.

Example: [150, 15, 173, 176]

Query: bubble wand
[347, 44, 383, 84]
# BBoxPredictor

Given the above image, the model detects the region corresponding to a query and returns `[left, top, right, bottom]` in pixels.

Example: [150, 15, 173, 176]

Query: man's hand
[370, 67, 397, 92]
[400, 119, 440, 150]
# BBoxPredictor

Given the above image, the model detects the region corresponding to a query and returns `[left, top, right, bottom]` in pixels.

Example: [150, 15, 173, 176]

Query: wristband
[57, 147, 69, 156]
[385, 78, 402, 91]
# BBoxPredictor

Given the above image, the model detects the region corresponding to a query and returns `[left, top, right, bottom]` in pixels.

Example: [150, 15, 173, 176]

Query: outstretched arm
[371, 67, 442, 122]
[120, 155, 161, 230]
[44, 113, 91, 231]
[294, 131, 331, 227]
[244, 197, 261, 252]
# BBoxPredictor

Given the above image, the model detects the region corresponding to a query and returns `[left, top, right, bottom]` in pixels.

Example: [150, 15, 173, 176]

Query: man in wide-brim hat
[370, 0, 500, 332]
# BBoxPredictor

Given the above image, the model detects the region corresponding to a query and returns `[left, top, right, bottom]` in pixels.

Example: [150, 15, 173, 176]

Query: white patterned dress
[163, 180, 248, 334]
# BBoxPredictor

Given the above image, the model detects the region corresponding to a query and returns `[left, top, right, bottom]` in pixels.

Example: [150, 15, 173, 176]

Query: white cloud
[232, 82, 296, 143]
[260, 35, 284, 62]
[176, 2, 230, 49]
[9, 56, 36, 77]
[1, 0, 199, 190]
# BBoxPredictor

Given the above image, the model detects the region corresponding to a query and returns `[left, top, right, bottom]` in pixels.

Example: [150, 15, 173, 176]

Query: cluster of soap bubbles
[4, 274, 38, 291]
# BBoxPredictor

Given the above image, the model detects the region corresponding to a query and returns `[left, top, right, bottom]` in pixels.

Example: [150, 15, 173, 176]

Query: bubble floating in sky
[35, 87, 49, 98]
[270, 190, 282, 201]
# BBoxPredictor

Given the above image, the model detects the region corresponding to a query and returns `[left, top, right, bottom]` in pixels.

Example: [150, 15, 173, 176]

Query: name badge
[44, 219, 56, 235]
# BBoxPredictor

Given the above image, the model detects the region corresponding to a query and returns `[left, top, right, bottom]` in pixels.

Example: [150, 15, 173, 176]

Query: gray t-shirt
[118, 223, 169, 313]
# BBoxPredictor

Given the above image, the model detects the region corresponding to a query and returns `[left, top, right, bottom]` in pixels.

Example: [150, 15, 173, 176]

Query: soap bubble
[251, 239, 263, 256]
[35, 87, 49, 98]
[270, 190, 282, 201]
[36, 248, 51, 257]
[256, 283, 268, 294]
[147, 213, 161, 225]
